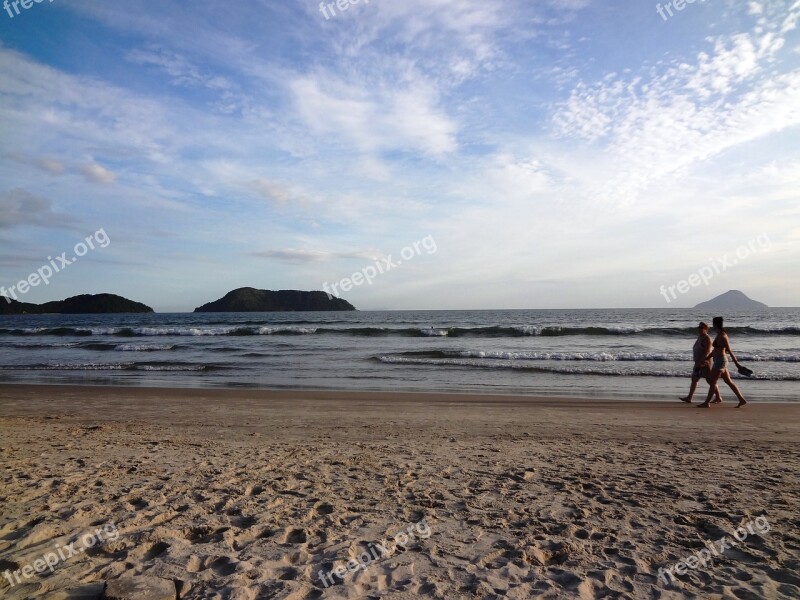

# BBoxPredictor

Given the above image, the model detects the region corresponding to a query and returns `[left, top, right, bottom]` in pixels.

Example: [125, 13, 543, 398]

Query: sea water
[0, 308, 798, 401]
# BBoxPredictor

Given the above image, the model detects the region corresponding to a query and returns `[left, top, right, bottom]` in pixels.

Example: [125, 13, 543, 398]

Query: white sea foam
[420, 328, 449, 336]
[256, 326, 318, 335]
[376, 355, 687, 378]
[114, 344, 176, 352]
[447, 350, 687, 361]
[132, 327, 233, 336]
[513, 326, 543, 336]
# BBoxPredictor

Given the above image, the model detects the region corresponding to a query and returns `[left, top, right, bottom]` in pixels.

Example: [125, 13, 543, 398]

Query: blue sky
[1, 0, 798, 311]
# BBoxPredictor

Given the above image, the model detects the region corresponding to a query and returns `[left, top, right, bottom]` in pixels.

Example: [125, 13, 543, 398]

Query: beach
[1, 385, 798, 599]
[3, 1, 798, 597]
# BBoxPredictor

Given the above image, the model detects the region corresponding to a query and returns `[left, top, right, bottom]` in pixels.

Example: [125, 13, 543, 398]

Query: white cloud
[553, 27, 800, 206]
[454, 153, 554, 205]
[330, 0, 508, 80]
[127, 48, 233, 92]
[0, 47, 177, 168]
[36, 158, 66, 175]
[252, 248, 381, 264]
[126, 47, 245, 114]
[290, 74, 458, 157]
[80, 163, 117, 184]
[782, 0, 800, 33]
[250, 178, 304, 205]
[4, 154, 66, 175]
[251, 248, 328, 263]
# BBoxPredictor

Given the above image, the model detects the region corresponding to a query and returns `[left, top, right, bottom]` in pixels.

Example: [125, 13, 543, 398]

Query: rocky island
[694, 290, 768, 310]
[0, 293, 154, 315]
[194, 288, 356, 312]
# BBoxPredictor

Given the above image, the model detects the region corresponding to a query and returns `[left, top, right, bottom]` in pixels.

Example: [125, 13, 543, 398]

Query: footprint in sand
[277, 567, 299, 581]
[186, 555, 203, 573]
[231, 515, 258, 528]
[312, 502, 334, 516]
[209, 556, 238, 576]
[143, 541, 170, 561]
[0, 558, 19, 575]
[573, 528, 591, 540]
[126, 497, 148, 510]
[282, 528, 307, 544]
[245, 484, 264, 496]
[526, 540, 572, 566]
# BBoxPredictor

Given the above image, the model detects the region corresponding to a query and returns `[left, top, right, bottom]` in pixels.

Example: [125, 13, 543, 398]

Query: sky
[0, 0, 799, 312]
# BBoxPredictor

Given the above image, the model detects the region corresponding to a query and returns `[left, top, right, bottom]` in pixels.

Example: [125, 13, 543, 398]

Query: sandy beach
[0, 385, 798, 599]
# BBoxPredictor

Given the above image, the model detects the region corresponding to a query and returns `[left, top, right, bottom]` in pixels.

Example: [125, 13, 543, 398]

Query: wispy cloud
[250, 178, 305, 205]
[126, 47, 246, 114]
[0, 189, 76, 229]
[4, 154, 66, 175]
[251, 248, 381, 264]
[80, 163, 117, 184]
[553, 24, 800, 206]
[289, 74, 458, 158]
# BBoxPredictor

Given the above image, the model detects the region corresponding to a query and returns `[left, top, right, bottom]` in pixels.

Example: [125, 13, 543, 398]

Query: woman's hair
[712, 316, 726, 332]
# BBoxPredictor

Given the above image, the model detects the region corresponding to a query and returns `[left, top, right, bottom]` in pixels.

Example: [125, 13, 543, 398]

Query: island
[194, 288, 356, 312]
[0, 293, 154, 315]
[694, 290, 768, 310]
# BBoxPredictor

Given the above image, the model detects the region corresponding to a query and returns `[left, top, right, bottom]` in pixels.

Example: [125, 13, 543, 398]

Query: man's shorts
[693, 365, 710, 379]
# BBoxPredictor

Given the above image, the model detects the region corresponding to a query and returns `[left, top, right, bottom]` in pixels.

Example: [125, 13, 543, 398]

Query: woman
[681, 322, 723, 404]
[698, 316, 747, 408]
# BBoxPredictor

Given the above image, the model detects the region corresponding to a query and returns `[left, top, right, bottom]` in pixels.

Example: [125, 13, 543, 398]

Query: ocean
[0, 309, 798, 401]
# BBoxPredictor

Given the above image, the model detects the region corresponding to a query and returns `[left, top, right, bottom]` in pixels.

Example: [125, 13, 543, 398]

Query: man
[680, 322, 723, 404]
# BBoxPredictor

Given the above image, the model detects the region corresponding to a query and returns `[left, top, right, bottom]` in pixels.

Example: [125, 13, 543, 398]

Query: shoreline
[2, 384, 798, 445]
[0, 381, 796, 403]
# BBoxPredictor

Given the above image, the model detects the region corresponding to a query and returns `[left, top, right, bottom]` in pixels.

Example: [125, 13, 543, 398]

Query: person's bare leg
[698, 370, 722, 407]
[707, 378, 724, 403]
[681, 378, 699, 402]
[720, 370, 747, 407]
[711, 384, 724, 403]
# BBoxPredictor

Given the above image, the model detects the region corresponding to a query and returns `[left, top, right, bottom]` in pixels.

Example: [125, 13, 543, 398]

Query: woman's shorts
[712, 355, 728, 371]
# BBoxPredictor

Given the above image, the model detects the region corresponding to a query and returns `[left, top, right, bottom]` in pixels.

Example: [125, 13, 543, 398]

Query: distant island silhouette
[0, 289, 357, 314]
[194, 288, 356, 312]
[0, 293, 154, 315]
[0, 288, 772, 314]
[694, 290, 767, 310]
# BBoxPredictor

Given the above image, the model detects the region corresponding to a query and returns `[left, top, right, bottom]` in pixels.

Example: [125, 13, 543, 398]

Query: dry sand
[0, 385, 798, 599]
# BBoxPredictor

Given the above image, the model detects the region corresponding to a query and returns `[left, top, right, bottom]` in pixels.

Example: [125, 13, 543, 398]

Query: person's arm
[700, 336, 711, 365]
[724, 335, 741, 366]
[703, 336, 714, 362]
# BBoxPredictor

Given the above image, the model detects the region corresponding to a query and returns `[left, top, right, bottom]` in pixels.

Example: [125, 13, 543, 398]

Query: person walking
[680, 322, 723, 404]
[698, 316, 748, 408]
